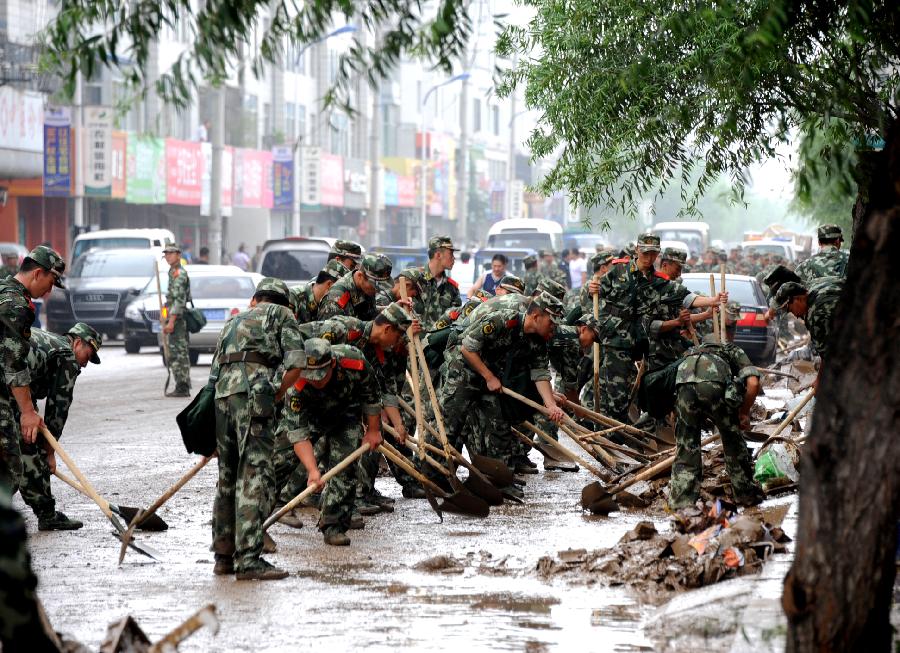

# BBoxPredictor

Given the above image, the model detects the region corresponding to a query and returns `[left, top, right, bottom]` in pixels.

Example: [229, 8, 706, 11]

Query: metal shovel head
[424, 489, 444, 522]
[113, 505, 169, 531]
[581, 481, 617, 515]
[110, 530, 163, 562]
[470, 453, 515, 487]
[463, 474, 504, 506]
[440, 490, 490, 518]
[499, 486, 526, 504]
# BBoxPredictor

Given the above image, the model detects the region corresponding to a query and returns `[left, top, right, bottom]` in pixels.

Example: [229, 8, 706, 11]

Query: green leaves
[498, 0, 897, 225]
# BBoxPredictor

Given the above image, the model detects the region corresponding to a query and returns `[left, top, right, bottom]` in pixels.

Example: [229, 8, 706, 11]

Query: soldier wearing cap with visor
[318, 253, 393, 322]
[795, 224, 850, 284]
[0, 245, 65, 499]
[162, 243, 193, 397]
[420, 235, 462, 329]
[327, 240, 363, 275]
[18, 323, 102, 531]
[290, 259, 346, 324]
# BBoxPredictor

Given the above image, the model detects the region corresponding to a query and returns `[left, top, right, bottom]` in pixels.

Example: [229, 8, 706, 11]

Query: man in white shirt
[568, 251, 587, 289]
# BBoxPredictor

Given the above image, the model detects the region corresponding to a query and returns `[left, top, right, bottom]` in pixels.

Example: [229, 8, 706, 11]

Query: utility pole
[368, 26, 382, 247]
[456, 55, 470, 247]
[506, 54, 518, 220]
[208, 86, 225, 264]
[73, 70, 84, 230]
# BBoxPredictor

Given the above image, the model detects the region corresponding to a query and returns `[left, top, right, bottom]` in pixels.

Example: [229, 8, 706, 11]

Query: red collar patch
[339, 357, 365, 371]
[337, 291, 351, 309]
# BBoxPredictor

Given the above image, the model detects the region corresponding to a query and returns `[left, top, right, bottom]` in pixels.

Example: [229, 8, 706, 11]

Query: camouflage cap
[299, 338, 334, 381]
[723, 301, 743, 324]
[536, 276, 567, 301]
[531, 291, 564, 322]
[361, 253, 393, 286]
[589, 249, 616, 271]
[379, 302, 414, 330]
[471, 289, 492, 301]
[498, 274, 525, 294]
[817, 224, 843, 240]
[255, 276, 291, 303]
[636, 233, 661, 252]
[538, 249, 555, 258]
[322, 258, 349, 282]
[428, 235, 460, 252]
[575, 314, 603, 341]
[397, 267, 425, 294]
[162, 243, 182, 254]
[67, 322, 102, 364]
[774, 281, 808, 308]
[25, 245, 66, 288]
[523, 254, 538, 268]
[622, 243, 637, 258]
[331, 240, 363, 259]
[661, 247, 687, 264]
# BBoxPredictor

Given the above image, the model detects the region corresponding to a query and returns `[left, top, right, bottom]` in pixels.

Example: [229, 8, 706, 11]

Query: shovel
[558, 397, 669, 448]
[404, 433, 505, 506]
[378, 441, 490, 518]
[517, 423, 614, 483]
[581, 433, 720, 514]
[264, 444, 370, 530]
[119, 455, 213, 564]
[40, 427, 161, 561]
[397, 397, 515, 488]
[53, 470, 169, 531]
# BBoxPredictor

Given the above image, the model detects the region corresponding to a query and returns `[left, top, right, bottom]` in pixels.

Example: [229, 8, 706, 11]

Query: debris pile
[536, 501, 791, 603]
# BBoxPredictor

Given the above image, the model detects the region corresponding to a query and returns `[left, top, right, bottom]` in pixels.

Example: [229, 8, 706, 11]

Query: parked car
[369, 246, 428, 272]
[679, 273, 777, 365]
[123, 265, 262, 365]
[45, 249, 160, 339]
[256, 237, 340, 286]
[0, 241, 29, 265]
[71, 228, 176, 262]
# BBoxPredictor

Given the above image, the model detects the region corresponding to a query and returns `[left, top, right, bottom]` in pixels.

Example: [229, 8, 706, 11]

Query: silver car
[123, 265, 262, 365]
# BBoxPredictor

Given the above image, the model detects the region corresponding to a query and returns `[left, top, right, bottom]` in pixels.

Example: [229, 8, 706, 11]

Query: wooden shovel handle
[53, 468, 112, 510]
[398, 282, 426, 464]
[559, 397, 668, 444]
[771, 388, 816, 437]
[377, 442, 448, 496]
[521, 421, 613, 482]
[593, 291, 600, 405]
[709, 275, 720, 343]
[263, 443, 369, 531]
[607, 434, 720, 496]
[500, 386, 580, 431]
[719, 264, 728, 336]
[42, 427, 113, 519]
[131, 456, 213, 528]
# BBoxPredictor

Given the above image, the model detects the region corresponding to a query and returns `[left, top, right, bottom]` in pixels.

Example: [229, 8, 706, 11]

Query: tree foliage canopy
[41, 0, 472, 111]
[496, 0, 900, 222]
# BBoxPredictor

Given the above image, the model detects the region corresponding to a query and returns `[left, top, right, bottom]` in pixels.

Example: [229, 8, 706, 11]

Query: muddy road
[18, 347, 796, 652]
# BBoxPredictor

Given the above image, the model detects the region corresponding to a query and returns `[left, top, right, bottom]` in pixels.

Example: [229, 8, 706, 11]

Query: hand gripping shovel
[378, 441, 490, 519]
[53, 470, 169, 530]
[581, 433, 720, 515]
[119, 455, 213, 564]
[41, 427, 161, 561]
[264, 444, 370, 531]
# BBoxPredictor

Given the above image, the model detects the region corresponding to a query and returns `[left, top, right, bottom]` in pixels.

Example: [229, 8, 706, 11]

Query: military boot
[235, 559, 289, 581]
[263, 532, 277, 553]
[349, 512, 365, 530]
[166, 387, 191, 398]
[273, 507, 304, 530]
[37, 511, 83, 531]
[354, 498, 381, 516]
[213, 554, 235, 575]
[509, 455, 538, 475]
[323, 528, 351, 546]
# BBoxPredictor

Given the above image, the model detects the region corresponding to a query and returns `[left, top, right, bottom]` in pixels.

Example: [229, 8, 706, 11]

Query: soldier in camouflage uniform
[597, 235, 725, 424]
[419, 235, 462, 329]
[290, 259, 345, 324]
[318, 253, 392, 322]
[538, 250, 569, 289]
[434, 293, 564, 478]
[283, 339, 383, 546]
[522, 254, 540, 295]
[327, 239, 363, 275]
[162, 243, 192, 397]
[375, 268, 424, 312]
[669, 306, 764, 509]
[209, 277, 305, 580]
[0, 246, 64, 499]
[0, 253, 18, 279]
[569, 249, 616, 323]
[795, 224, 850, 284]
[18, 323, 101, 531]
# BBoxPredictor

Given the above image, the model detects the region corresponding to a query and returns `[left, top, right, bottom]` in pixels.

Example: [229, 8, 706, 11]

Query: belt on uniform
[217, 351, 279, 367]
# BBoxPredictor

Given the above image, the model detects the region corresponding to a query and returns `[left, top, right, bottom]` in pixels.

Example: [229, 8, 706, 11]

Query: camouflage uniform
[290, 282, 321, 324]
[775, 278, 844, 359]
[209, 281, 305, 573]
[18, 327, 94, 525]
[165, 251, 192, 393]
[522, 255, 540, 295]
[669, 342, 762, 508]
[419, 269, 461, 330]
[539, 260, 569, 289]
[0, 265, 17, 279]
[436, 300, 554, 467]
[282, 342, 382, 537]
[795, 245, 849, 285]
[318, 253, 392, 322]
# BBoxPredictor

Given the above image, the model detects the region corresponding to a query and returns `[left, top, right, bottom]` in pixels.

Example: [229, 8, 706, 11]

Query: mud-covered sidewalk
[19, 347, 800, 652]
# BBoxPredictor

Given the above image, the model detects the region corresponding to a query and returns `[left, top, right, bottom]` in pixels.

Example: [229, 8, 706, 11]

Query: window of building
[263, 102, 272, 140]
[492, 106, 500, 136]
[473, 98, 482, 132]
[286, 103, 296, 141]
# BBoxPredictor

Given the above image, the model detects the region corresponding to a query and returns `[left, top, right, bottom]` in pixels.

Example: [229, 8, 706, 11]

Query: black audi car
[45, 248, 159, 339]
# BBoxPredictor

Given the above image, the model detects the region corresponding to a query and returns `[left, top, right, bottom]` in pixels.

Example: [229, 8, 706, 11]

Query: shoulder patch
[172, 268, 180, 278]
[293, 379, 308, 393]
[482, 322, 495, 335]
[289, 394, 302, 413]
[654, 271, 670, 280]
[321, 332, 334, 342]
[337, 291, 351, 309]
[339, 357, 365, 371]
[348, 329, 363, 342]
[506, 318, 520, 329]
[611, 257, 630, 265]
[435, 319, 449, 330]
[447, 277, 459, 288]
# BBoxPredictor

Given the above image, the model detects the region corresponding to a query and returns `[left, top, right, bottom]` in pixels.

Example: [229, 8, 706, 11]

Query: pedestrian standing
[0, 246, 64, 498]
[162, 244, 192, 397]
[569, 250, 587, 289]
[231, 243, 251, 271]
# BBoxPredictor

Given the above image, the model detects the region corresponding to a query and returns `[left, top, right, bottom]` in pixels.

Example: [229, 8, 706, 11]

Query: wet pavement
[19, 346, 800, 652]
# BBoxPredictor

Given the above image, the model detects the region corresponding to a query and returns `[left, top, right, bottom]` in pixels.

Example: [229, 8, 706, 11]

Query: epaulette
[506, 318, 520, 329]
[611, 257, 630, 265]
[172, 268, 180, 278]
[654, 271, 670, 280]
[447, 277, 459, 288]
[449, 310, 460, 321]
[337, 291, 351, 309]
[373, 346, 386, 365]
[348, 329, 363, 342]
[339, 357, 365, 371]
[293, 378, 308, 392]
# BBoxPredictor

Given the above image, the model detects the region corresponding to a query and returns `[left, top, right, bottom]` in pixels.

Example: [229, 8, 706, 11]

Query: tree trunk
[784, 117, 900, 651]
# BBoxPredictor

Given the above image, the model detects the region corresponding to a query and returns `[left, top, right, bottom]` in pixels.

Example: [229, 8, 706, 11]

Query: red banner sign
[320, 153, 344, 207]
[166, 139, 202, 205]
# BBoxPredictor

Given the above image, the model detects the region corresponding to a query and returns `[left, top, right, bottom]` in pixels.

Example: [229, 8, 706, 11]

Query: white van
[651, 221, 710, 258]
[486, 218, 563, 253]
[71, 228, 176, 262]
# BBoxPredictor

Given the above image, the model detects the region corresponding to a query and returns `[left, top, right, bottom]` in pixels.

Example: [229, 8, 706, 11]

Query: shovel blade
[114, 505, 169, 531]
[581, 481, 612, 512]
[463, 475, 503, 506]
[470, 453, 515, 487]
[110, 530, 163, 562]
[424, 489, 444, 522]
[440, 491, 490, 518]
